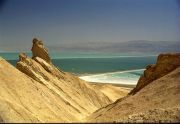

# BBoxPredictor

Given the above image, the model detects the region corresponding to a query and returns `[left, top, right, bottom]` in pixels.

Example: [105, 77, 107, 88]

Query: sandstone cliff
[130, 53, 180, 95]
[0, 39, 113, 122]
[87, 53, 180, 123]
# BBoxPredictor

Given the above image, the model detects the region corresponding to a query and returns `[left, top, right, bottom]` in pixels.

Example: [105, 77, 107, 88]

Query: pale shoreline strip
[79, 68, 145, 78]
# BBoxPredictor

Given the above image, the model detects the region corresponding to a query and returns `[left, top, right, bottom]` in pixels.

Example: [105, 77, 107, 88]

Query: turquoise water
[0, 52, 157, 84]
[52, 57, 156, 75]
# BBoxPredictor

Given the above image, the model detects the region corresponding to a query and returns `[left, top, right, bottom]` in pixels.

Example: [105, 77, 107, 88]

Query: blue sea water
[0, 52, 157, 85]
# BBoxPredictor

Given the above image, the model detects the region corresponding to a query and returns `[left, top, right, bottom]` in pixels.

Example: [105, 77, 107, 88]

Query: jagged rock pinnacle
[31, 38, 51, 63]
[19, 53, 27, 61]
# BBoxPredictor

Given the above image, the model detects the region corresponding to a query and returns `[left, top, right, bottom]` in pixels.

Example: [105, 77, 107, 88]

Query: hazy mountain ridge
[1, 40, 179, 54]
[47, 40, 180, 53]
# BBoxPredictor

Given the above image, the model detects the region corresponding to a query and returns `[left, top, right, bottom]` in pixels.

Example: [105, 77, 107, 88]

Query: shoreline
[78, 68, 145, 77]
[89, 81, 136, 89]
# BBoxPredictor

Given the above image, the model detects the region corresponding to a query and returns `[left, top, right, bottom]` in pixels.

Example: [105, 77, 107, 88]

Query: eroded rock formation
[129, 53, 180, 95]
[14, 38, 112, 122]
[31, 38, 51, 63]
[0, 38, 115, 122]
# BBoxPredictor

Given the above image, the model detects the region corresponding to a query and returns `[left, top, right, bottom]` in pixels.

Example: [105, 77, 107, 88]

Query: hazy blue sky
[0, 0, 180, 51]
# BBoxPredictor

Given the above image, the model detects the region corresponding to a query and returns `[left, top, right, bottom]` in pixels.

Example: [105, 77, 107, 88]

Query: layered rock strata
[0, 39, 112, 122]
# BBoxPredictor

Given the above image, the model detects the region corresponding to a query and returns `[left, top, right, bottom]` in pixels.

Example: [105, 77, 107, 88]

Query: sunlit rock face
[31, 38, 51, 64]
[130, 53, 180, 95]
[13, 38, 112, 122]
[0, 38, 114, 123]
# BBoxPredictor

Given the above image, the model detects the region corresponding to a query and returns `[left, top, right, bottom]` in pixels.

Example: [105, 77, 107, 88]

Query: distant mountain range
[48, 40, 180, 54]
[1, 40, 180, 54]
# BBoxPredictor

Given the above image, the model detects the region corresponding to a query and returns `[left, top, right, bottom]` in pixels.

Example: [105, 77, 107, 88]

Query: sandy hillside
[90, 82, 131, 101]
[0, 38, 124, 123]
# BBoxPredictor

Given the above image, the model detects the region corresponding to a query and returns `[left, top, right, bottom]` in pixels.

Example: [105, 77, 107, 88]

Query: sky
[0, 0, 180, 52]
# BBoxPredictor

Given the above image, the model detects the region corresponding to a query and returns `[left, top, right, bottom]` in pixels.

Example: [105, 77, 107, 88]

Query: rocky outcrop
[129, 53, 180, 95]
[14, 38, 112, 122]
[31, 38, 51, 63]
[0, 38, 114, 122]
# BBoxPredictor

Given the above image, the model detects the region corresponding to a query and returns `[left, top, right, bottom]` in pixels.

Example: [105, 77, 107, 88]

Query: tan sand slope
[0, 56, 129, 123]
[90, 82, 131, 101]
